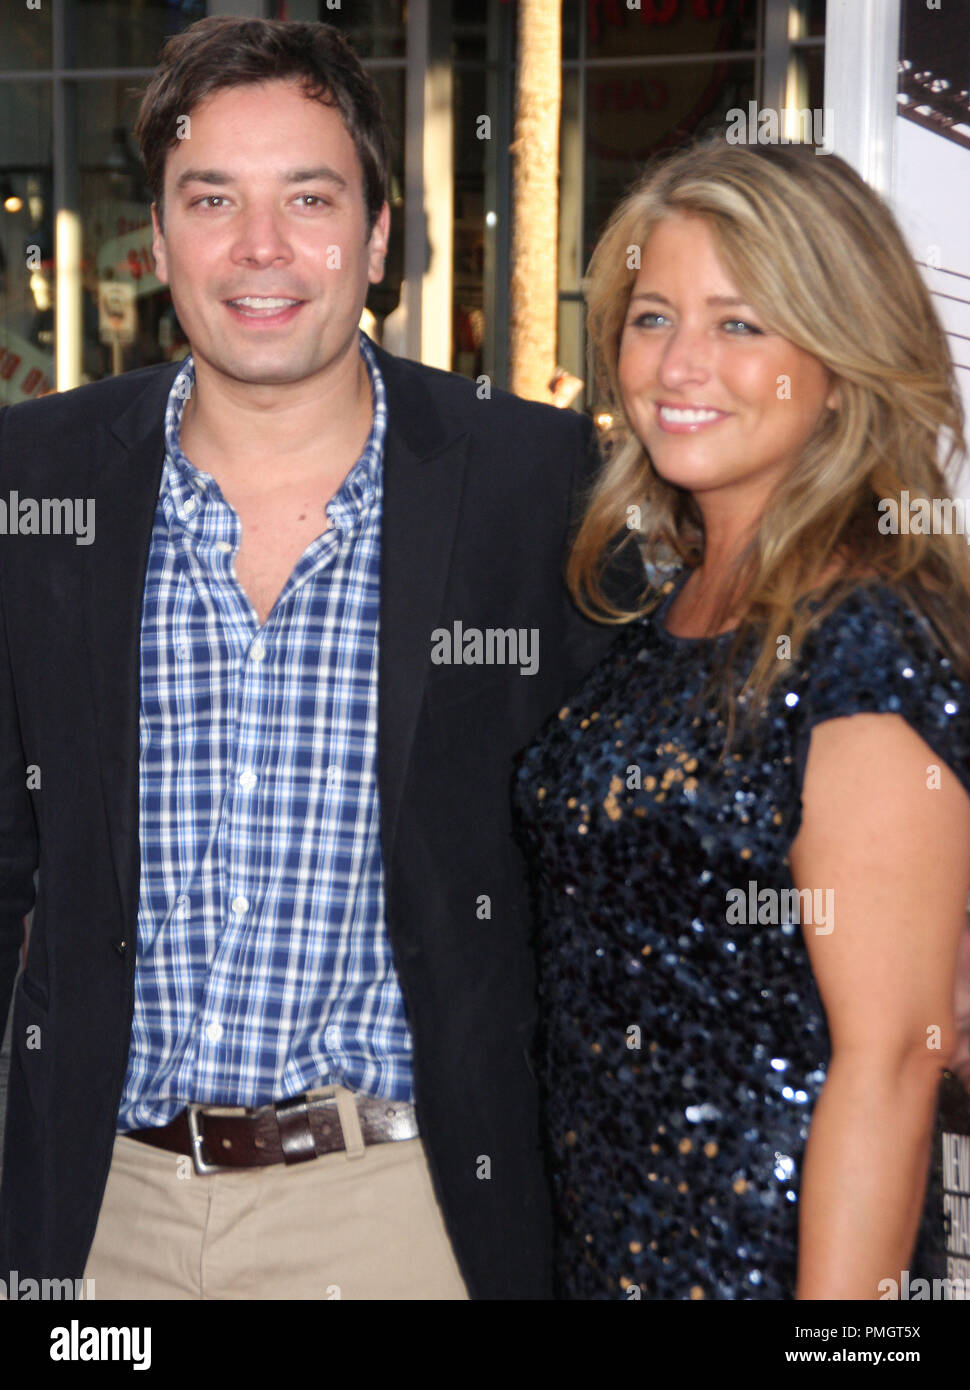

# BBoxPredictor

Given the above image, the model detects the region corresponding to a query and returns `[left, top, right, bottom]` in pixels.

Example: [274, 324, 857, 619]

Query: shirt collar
[161, 330, 386, 526]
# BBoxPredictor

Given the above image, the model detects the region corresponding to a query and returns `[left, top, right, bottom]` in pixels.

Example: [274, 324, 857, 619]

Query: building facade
[0, 0, 826, 405]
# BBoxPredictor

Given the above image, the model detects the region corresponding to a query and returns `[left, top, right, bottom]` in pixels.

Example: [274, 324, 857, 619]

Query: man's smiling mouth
[225, 297, 305, 321]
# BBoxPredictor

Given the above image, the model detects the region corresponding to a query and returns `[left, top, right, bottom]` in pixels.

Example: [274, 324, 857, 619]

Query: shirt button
[205, 1022, 223, 1043]
[176, 645, 189, 659]
[176, 896, 189, 912]
[215, 541, 232, 554]
[231, 895, 250, 914]
[182, 496, 198, 517]
[238, 770, 257, 790]
[324, 1025, 341, 1049]
[249, 641, 266, 663]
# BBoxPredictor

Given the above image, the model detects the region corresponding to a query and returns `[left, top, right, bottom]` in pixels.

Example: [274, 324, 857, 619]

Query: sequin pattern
[512, 570, 970, 1300]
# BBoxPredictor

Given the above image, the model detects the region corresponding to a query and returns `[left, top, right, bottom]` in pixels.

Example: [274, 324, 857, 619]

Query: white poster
[893, 0, 970, 490]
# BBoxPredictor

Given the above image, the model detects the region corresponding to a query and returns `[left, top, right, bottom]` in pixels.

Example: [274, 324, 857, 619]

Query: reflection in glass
[584, 60, 757, 267]
[0, 81, 54, 403]
[75, 0, 206, 71]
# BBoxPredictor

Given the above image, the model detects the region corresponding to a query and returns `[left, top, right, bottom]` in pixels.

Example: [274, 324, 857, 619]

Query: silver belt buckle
[186, 1102, 234, 1175]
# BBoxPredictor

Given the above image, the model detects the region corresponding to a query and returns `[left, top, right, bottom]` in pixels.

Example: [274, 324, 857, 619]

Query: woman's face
[617, 213, 838, 519]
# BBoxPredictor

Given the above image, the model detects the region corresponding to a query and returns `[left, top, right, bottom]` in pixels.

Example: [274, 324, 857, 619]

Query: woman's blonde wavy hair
[568, 137, 970, 717]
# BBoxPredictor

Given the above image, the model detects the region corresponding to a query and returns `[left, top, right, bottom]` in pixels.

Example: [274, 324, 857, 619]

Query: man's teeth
[230, 297, 300, 309]
[659, 406, 722, 423]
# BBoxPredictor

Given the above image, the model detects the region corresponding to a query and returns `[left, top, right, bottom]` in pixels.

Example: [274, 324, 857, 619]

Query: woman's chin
[643, 456, 729, 496]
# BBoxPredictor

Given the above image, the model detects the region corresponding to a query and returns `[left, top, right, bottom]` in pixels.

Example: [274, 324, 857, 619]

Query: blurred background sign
[0, 325, 54, 405]
[98, 278, 136, 344]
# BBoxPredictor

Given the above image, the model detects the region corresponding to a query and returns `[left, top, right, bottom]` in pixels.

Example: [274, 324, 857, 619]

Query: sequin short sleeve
[792, 585, 970, 802]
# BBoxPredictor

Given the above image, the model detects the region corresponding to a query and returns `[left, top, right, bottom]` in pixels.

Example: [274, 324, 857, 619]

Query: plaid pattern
[117, 334, 413, 1130]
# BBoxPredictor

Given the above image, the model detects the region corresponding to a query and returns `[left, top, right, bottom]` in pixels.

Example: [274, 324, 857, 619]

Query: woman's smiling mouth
[655, 401, 730, 432]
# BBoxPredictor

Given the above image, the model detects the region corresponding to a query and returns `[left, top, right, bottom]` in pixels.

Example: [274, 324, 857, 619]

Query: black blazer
[0, 344, 634, 1298]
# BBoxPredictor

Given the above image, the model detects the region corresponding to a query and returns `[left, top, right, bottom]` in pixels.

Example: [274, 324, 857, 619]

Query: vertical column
[404, 0, 453, 368]
[823, 0, 901, 192]
[53, 0, 81, 391]
[761, 0, 790, 118]
[483, 0, 512, 387]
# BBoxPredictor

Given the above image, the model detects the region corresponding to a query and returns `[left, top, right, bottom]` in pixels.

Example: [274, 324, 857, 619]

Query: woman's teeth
[659, 406, 722, 423]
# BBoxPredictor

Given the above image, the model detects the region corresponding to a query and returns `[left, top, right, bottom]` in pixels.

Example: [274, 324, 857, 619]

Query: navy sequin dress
[512, 569, 970, 1300]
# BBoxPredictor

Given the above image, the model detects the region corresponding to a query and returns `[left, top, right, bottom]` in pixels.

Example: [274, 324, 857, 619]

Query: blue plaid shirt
[117, 333, 413, 1130]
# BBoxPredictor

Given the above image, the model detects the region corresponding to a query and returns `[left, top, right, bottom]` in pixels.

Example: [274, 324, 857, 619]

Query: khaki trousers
[82, 1086, 470, 1300]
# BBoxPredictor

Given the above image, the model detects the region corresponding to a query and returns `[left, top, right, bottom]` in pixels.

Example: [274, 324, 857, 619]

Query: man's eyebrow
[173, 165, 349, 192]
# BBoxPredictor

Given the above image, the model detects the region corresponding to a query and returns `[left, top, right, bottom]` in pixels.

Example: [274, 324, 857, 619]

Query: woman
[512, 140, 970, 1300]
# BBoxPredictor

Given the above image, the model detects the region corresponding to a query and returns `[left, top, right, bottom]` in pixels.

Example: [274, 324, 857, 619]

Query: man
[0, 17, 633, 1299]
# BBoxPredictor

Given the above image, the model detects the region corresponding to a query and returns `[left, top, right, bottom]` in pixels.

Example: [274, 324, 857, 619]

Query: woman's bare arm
[790, 712, 970, 1299]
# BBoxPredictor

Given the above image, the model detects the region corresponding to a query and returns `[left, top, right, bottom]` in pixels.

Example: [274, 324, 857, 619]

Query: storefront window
[79, 79, 163, 377]
[0, 81, 55, 404]
[798, 0, 827, 39]
[450, 0, 513, 381]
[365, 67, 406, 334]
[0, 0, 825, 398]
[558, 0, 824, 400]
[453, 61, 487, 379]
[75, 0, 206, 70]
[268, 0, 406, 60]
[0, 0, 53, 70]
[583, 58, 758, 259]
[585, 0, 759, 60]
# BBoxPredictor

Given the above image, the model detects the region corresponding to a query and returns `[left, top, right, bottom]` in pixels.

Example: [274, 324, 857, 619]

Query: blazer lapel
[375, 347, 469, 874]
[82, 364, 179, 925]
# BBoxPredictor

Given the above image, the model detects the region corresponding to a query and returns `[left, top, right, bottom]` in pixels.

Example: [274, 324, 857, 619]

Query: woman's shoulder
[792, 576, 970, 789]
[797, 575, 953, 673]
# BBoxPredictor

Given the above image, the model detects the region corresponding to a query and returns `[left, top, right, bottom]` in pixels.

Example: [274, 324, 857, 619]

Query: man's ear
[151, 203, 169, 286]
[367, 202, 390, 285]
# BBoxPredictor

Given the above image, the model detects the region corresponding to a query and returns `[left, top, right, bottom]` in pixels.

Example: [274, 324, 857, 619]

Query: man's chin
[195, 350, 331, 390]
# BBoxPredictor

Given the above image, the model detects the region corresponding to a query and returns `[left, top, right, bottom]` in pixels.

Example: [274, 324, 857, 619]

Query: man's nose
[230, 206, 294, 265]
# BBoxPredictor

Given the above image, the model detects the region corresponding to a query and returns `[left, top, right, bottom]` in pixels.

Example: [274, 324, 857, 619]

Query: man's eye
[187, 194, 331, 209]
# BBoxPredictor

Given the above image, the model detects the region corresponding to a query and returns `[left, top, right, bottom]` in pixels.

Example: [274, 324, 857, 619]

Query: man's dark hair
[134, 16, 389, 235]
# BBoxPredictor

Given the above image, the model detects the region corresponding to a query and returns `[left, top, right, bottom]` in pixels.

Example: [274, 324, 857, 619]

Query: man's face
[151, 79, 389, 390]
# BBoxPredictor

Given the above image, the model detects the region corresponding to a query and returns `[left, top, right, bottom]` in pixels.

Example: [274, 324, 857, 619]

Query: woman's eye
[627, 311, 764, 333]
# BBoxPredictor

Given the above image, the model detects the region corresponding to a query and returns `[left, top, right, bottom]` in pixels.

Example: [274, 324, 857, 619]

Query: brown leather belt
[125, 1090, 419, 1175]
